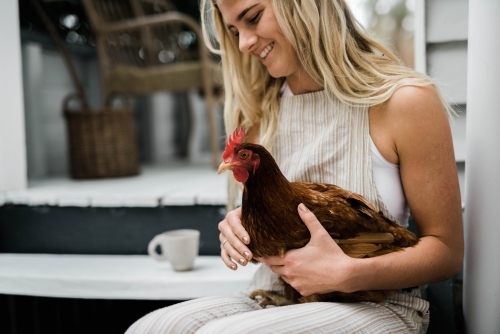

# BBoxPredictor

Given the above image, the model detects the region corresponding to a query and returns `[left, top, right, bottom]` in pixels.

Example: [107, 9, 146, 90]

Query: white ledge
[0, 165, 228, 207]
[0, 254, 259, 300]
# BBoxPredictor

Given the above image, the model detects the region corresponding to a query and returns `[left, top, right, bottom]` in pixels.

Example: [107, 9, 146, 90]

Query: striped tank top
[274, 89, 396, 220]
[247, 89, 402, 293]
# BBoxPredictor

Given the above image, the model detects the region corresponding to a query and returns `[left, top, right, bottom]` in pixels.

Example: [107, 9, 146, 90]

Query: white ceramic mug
[147, 229, 200, 271]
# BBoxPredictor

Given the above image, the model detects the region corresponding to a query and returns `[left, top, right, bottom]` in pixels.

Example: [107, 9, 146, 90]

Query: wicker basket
[31, 0, 139, 179]
[63, 95, 140, 179]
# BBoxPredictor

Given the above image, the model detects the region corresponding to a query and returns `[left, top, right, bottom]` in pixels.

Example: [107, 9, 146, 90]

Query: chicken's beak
[218, 161, 232, 174]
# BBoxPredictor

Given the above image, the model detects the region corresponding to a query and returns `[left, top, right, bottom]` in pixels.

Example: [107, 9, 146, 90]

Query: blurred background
[17, 0, 417, 180]
[349, 0, 415, 67]
[2, 1, 469, 333]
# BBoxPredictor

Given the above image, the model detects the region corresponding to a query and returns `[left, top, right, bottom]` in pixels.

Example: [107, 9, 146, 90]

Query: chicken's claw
[249, 289, 292, 307]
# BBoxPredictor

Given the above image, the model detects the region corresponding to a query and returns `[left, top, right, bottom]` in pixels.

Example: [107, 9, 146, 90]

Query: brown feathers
[219, 133, 419, 306]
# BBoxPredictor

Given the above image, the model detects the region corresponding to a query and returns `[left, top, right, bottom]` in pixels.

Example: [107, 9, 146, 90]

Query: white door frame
[0, 0, 27, 192]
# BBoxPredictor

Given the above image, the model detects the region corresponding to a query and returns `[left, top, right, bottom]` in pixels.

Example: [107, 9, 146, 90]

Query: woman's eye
[248, 11, 262, 24]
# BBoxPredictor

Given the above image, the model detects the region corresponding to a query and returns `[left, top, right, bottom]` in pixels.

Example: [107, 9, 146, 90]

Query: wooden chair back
[82, 0, 222, 167]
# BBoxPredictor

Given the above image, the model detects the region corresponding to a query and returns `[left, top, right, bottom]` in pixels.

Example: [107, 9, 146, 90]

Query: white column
[22, 43, 46, 179]
[463, 1, 500, 333]
[413, 0, 426, 73]
[0, 0, 27, 191]
[150, 93, 176, 163]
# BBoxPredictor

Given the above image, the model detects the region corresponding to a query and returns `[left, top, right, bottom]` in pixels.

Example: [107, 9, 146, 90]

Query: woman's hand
[219, 206, 253, 270]
[258, 204, 355, 296]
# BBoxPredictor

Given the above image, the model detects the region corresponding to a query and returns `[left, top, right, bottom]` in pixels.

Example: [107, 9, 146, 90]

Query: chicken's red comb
[222, 127, 245, 160]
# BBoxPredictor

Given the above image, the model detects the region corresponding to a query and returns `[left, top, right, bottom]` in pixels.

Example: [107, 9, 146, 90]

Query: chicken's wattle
[233, 166, 249, 183]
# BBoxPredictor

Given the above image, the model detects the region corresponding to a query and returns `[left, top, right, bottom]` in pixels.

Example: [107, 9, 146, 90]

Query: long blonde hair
[201, 0, 450, 149]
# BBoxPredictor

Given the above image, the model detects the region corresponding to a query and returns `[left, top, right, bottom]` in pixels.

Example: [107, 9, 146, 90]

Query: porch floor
[0, 161, 227, 208]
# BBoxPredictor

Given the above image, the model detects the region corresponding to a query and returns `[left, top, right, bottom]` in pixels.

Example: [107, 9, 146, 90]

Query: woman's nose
[238, 30, 258, 54]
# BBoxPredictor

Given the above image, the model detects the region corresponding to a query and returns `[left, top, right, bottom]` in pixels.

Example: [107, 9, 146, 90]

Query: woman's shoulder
[378, 83, 449, 137]
[385, 84, 446, 119]
[369, 83, 451, 164]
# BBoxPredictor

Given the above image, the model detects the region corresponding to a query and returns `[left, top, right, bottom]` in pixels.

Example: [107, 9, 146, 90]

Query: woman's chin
[266, 67, 285, 79]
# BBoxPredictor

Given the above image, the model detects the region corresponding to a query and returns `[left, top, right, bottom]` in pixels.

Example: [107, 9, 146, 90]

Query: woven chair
[82, 0, 223, 167]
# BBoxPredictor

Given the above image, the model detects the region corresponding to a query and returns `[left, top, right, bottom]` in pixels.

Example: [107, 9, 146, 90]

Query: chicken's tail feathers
[343, 191, 378, 212]
[335, 232, 393, 258]
[340, 243, 384, 258]
[390, 227, 420, 247]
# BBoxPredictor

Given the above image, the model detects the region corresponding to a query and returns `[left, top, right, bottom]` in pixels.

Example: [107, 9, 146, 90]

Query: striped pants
[125, 288, 429, 333]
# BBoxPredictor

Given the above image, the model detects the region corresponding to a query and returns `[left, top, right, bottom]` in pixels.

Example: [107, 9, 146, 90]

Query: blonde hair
[201, 0, 451, 149]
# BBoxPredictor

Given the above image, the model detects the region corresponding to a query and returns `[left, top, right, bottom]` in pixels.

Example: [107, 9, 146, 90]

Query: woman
[126, 0, 463, 333]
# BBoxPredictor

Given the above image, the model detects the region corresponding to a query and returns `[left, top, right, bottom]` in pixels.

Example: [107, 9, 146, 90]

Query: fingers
[220, 239, 236, 270]
[297, 203, 329, 238]
[297, 204, 344, 254]
[222, 207, 250, 244]
[219, 233, 251, 269]
[218, 207, 253, 270]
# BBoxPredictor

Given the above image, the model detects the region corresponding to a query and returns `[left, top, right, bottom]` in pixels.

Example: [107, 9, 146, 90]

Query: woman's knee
[125, 295, 258, 334]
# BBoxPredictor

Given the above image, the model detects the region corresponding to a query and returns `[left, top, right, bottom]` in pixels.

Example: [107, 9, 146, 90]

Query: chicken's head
[218, 127, 260, 183]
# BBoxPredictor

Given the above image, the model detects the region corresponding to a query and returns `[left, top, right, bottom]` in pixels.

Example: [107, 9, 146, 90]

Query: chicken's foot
[249, 289, 292, 307]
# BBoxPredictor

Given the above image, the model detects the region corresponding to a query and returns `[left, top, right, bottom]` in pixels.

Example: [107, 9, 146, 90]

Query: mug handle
[148, 235, 168, 261]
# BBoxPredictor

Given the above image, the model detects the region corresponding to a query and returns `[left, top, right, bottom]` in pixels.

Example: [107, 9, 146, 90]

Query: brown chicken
[218, 127, 419, 307]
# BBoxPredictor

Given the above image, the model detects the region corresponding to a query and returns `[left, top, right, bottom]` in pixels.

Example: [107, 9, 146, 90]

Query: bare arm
[356, 85, 464, 290]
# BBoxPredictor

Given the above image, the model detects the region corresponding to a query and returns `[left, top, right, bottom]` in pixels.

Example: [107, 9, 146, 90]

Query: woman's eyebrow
[226, 4, 259, 29]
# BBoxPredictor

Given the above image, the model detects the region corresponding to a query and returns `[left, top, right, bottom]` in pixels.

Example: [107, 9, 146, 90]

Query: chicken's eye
[239, 151, 249, 160]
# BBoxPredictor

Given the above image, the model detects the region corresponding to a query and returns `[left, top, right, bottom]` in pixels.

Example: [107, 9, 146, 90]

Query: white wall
[417, 1, 500, 332]
[463, 1, 500, 332]
[21, 46, 102, 178]
[0, 0, 27, 191]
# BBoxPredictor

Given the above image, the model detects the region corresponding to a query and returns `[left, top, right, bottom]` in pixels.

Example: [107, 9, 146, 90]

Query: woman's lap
[125, 291, 429, 334]
[198, 301, 410, 334]
[125, 294, 260, 334]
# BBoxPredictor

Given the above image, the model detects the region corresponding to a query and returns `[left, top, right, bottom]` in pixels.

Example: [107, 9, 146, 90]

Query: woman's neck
[286, 67, 323, 95]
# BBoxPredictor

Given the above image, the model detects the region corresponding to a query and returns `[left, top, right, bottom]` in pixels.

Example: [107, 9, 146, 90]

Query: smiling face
[216, 0, 304, 82]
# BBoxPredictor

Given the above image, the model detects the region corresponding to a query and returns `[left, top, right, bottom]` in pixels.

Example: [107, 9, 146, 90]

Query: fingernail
[242, 236, 249, 244]
[299, 203, 309, 212]
[230, 264, 236, 270]
[244, 251, 250, 259]
[239, 258, 245, 265]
